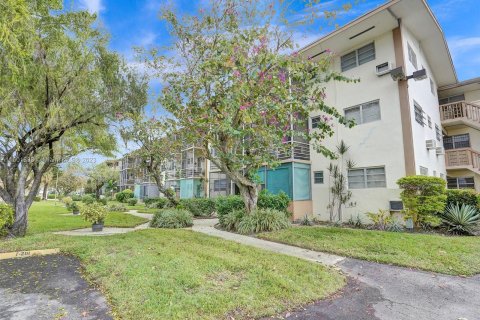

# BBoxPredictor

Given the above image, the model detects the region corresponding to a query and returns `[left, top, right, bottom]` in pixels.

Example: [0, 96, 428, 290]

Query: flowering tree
[149, 0, 355, 213]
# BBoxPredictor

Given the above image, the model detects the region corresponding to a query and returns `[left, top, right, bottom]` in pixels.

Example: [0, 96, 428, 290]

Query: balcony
[275, 141, 310, 161]
[440, 101, 480, 130]
[445, 148, 480, 171]
[179, 168, 205, 179]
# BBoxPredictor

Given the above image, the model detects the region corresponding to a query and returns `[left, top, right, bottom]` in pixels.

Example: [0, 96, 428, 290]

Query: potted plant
[80, 202, 108, 232]
[70, 202, 80, 215]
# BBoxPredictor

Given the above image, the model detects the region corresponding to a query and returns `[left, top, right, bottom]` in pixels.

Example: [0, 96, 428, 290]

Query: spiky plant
[439, 204, 480, 235]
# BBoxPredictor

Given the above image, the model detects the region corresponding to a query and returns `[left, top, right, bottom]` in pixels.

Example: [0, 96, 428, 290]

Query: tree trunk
[10, 200, 28, 237]
[95, 185, 101, 200]
[240, 184, 258, 214]
[42, 182, 48, 200]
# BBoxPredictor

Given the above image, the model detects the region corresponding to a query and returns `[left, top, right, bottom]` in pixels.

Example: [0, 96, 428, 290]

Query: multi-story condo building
[123, 0, 478, 222]
[438, 78, 480, 191]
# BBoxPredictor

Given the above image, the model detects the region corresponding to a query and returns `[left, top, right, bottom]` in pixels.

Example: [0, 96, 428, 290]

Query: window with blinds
[439, 94, 465, 105]
[348, 167, 386, 189]
[314, 171, 324, 184]
[408, 43, 417, 69]
[414, 101, 424, 126]
[447, 177, 475, 189]
[443, 134, 470, 150]
[340, 43, 375, 72]
[345, 100, 380, 125]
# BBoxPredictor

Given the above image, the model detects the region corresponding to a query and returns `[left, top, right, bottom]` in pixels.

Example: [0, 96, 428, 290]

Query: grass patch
[259, 226, 480, 276]
[28, 201, 148, 235]
[0, 229, 344, 319]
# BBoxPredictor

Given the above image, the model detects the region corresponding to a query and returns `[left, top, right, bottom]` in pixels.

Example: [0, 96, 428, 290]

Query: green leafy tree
[123, 120, 182, 205]
[85, 163, 119, 200]
[397, 176, 447, 229]
[0, 1, 147, 236]
[56, 165, 85, 196]
[147, 0, 355, 213]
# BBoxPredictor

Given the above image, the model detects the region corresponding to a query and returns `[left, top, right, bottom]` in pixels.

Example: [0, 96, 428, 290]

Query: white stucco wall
[310, 30, 405, 222]
[401, 25, 446, 178]
[465, 89, 480, 105]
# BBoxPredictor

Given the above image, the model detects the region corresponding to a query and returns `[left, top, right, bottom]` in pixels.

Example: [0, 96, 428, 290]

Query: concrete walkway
[192, 219, 480, 320]
[192, 219, 344, 265]
[54, 210, 152, 237]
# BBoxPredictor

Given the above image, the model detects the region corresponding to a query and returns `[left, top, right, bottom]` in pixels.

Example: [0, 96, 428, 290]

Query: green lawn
[259, 226, 480, 276]
[0, 230, 344, 319]
[28, 201, 148, 234]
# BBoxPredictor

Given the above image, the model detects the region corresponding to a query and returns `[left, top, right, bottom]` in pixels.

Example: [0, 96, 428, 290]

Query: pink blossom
[239, 102, 253, 111]
[291, 51, 298, 57]
[260, 110, 267, 116]
[282, 136, 288, 143]
[115, 112, 124, 120]
[233, 70, 241, 78]
[278, 70, 286, 83]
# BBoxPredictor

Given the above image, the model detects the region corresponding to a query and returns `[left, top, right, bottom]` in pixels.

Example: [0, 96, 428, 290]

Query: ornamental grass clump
[440, 204, 480, 235]
[237, 209, 290, 235]
[150, 209, 193, 229]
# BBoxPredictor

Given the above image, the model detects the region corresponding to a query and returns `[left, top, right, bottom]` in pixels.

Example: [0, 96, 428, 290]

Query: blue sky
[76, 0, 480, 82]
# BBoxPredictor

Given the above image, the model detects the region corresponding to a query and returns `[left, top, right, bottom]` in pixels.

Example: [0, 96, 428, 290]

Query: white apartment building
[299, 0, 474, 221]
[124, 0, 479, 222]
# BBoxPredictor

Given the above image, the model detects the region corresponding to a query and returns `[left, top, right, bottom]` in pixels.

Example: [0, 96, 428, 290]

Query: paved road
[0, 255, 112, 320]
[193, 219, 480, 320]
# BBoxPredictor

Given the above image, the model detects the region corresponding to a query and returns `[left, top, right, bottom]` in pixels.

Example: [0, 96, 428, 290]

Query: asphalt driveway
[268, 258, 480, 320]
[0, 254, 112, 320]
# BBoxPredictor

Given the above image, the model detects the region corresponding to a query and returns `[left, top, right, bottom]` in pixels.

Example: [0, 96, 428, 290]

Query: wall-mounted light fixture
[390, 66, 427, 82]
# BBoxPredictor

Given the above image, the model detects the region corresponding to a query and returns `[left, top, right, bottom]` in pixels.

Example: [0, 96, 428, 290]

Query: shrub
[219, 209, 245, 231]
[300, 215, 313, 226]
[237, 209, 290, 234]
[155, 198, 170, 209]
[69, 202, 80, 213]
[116, 189, 134, 203]
[82, 194, 95, 205]
[387, 220, 404, 232]
[127, 198, 138, 206]
[446, 189, 479, 208]
[397, 176, 446, 229]
[47, 194, 56, 199]
[366, 210, 393, 231]
[347, 214, 363, 228]
[0, 203, 14, 236]
[144, 197, 160, 206]
[62, 196, 73, 208]
[80, 203, 108, 224]
[108, 203, 127, 212]
[439, 204, 480, 235]
[33, 196, 41, 202]
[216, 192, 291, 217]
[258, 190, 290, 212]
[71, 194, 82, 201]
[150, 209, 193, 228]
[215, 195, 245, 216]
[97, 198, 108, 205]
[178, 198, 216, 217]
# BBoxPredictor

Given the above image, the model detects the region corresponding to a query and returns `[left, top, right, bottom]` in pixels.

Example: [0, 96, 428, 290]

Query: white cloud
[79, 0, 104, 14]
[449, 37, 480, 55]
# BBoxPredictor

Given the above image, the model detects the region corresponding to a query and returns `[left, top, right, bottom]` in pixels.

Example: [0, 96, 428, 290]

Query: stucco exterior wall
[401, 25, 446, 178]
[310, 30, 404, 222]
[465, 89, 480, 105]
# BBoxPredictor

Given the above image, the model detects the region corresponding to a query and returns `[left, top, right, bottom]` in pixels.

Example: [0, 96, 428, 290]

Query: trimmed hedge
[150, 209, 193, 228]
[215, 191, 291, 217]
[178, 198, 216, 217]
[446, 189, 480, 208]
[127, 198, 138, 206]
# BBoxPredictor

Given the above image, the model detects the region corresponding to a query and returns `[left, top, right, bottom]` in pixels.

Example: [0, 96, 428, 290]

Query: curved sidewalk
[54, 210, 152, 237]
[191, 218, 344, 266]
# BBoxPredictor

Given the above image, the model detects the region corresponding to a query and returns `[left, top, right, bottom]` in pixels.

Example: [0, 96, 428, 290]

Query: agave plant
[439, 204, 480, 235]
